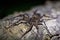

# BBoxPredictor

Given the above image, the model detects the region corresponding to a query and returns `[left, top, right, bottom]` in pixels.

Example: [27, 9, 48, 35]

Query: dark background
[0, 0, 59, 19]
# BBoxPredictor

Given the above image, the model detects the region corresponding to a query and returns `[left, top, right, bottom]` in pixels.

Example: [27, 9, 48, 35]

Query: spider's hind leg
[19, 25, 33, 40]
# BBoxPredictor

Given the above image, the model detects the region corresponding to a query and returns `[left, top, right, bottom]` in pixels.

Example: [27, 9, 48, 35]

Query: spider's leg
[20, 25, 33, 39]
[35, 24, 39, 35]
[35, 25, 39, 30]
[34, 24, 41, 40]
[34, 21, 39, 32]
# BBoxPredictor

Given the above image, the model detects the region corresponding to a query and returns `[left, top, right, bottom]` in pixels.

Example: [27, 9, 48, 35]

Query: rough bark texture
[0, 1, 60, 40]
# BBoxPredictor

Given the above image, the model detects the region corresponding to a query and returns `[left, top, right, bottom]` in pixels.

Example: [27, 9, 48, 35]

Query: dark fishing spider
[5, 10, 52, 40]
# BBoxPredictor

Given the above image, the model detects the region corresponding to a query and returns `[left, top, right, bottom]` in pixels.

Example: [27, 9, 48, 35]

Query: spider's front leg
[34, 24, 43, 40]
[34, 20, 44, 40]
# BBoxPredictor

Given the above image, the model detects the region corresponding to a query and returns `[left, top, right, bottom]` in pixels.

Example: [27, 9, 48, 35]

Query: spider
[4, 10, 51, 40]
